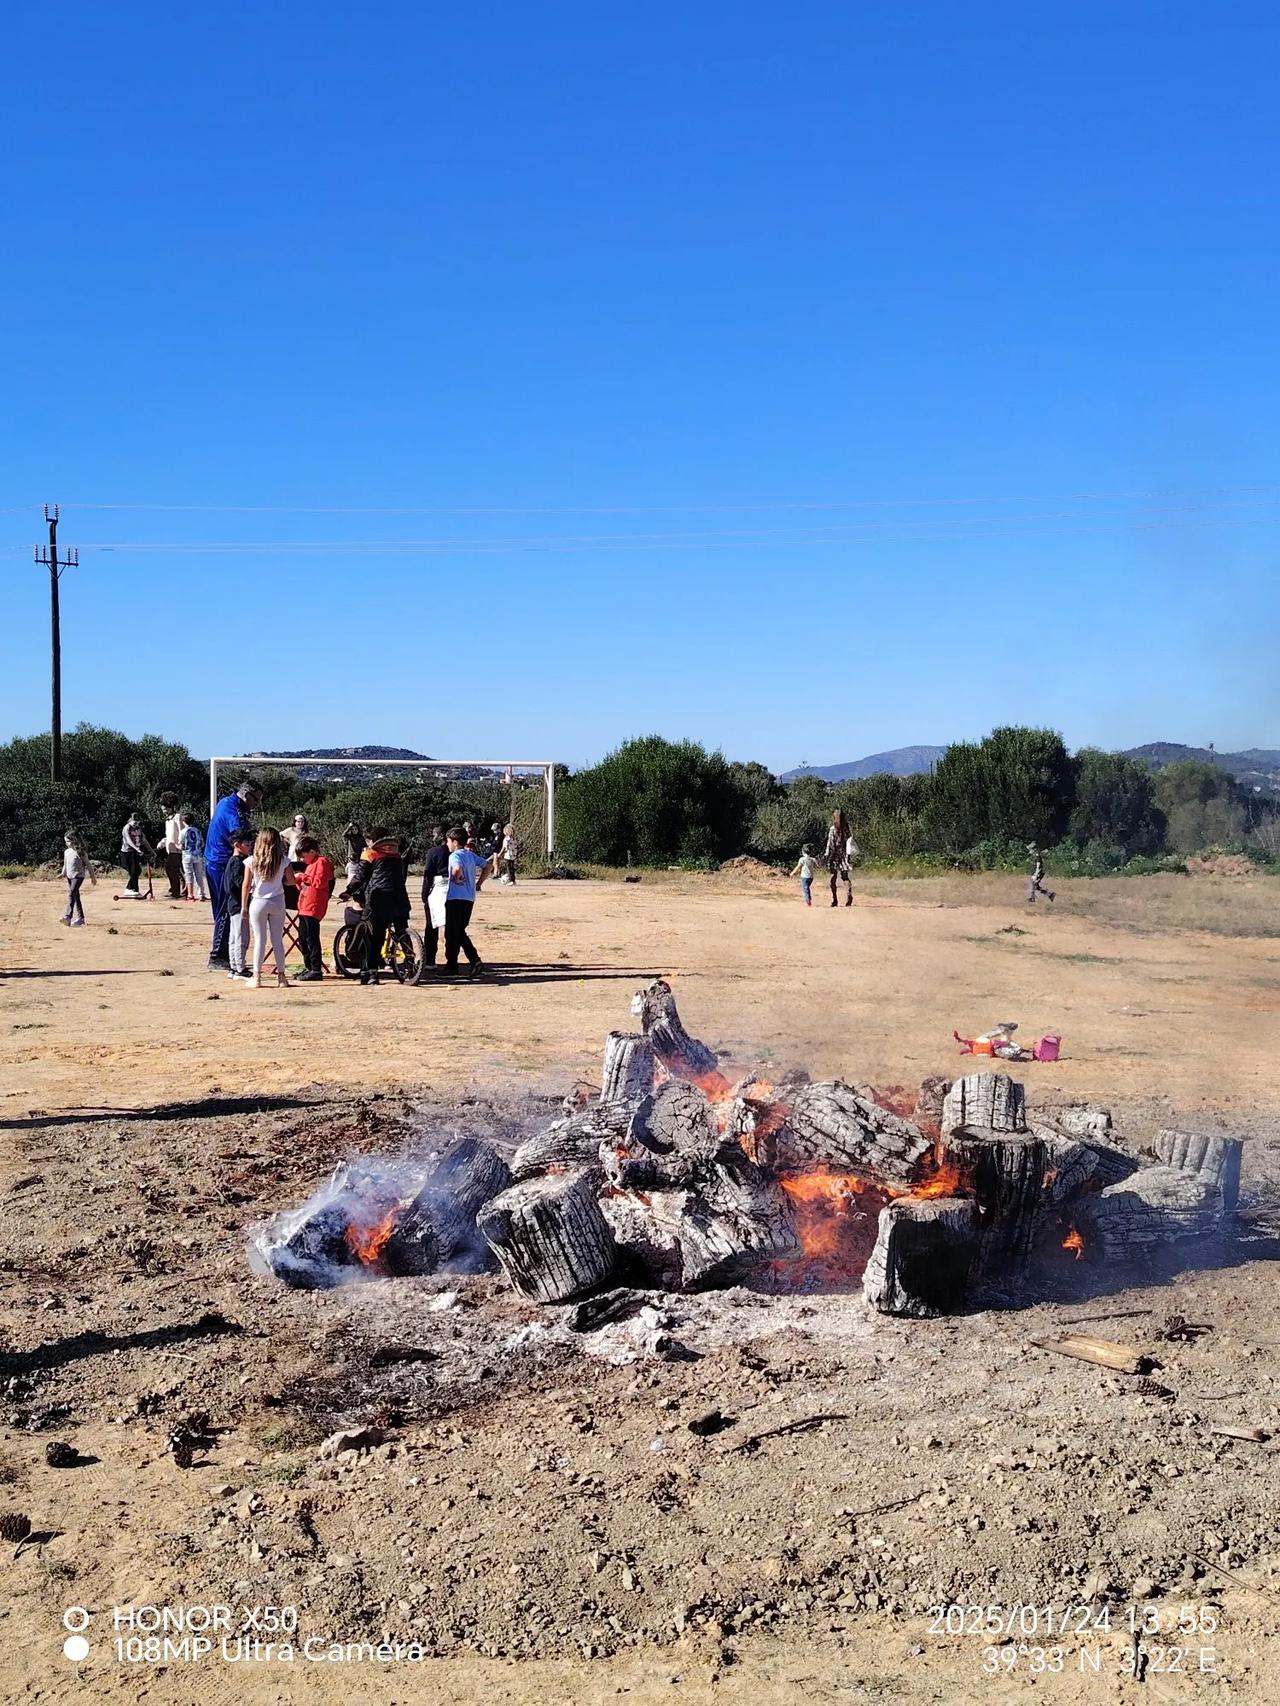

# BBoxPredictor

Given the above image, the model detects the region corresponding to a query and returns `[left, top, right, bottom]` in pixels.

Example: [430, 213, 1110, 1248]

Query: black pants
[367, 903, 409, 968]
[297, 913, 323, 974]
[123, 849, 143, 891]
[65, 877, 84, 922]
[445, 898, 478, 968]
[504, 858, 516, 885]
[164, 848, 184, 898]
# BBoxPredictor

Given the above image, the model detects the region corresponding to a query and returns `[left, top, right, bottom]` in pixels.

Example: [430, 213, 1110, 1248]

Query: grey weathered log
[1041, 1102, 1114, 1142]
[383, 1138, 511, 1276]
[630, 979, 725, 1089]
[601, 1031, 655, 1105]
[509, 1102, 631, 1181]
[477, 1171, 616, 1303]
[767, 1081, 932, 1190]
[1155, 1129, 1243, 1214]
[862, 1196, 981, 1317]
[1077, 1166, 1229, 1263]
[941, 1072, 1026, 1136]
[940, 1124, 1046, 1281]
[914, 1075, 953, 1136]
[605, 1157, 799, 1290]
[603, 1081, 732, 1191]
[1031, 1119, 1139, 1198]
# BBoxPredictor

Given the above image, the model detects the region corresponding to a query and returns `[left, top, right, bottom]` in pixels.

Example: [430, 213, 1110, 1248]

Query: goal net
[207, 756, 558, 856]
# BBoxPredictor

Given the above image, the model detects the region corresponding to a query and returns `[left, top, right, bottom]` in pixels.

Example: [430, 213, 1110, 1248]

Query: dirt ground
[1, 868, 1279, 1705]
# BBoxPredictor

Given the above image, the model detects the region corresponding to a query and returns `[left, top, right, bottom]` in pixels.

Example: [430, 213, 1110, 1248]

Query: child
[1026, 843, 1056, 905]
[340, 825, 409, 985]
[241, 826, 296, 989]
[61, 831, 94, 925]
[179, 812, 209, 901]
[293, 836, 334, 981]
[790, 844, 818, 906]
[342, 822, 365, 887]
[497, 823, 518, 885]
[444, 824, 489, 977]
[222, 829, 255, 978]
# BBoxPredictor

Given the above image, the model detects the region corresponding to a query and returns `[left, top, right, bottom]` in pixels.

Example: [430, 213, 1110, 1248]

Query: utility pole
[34, 505, 78, 782]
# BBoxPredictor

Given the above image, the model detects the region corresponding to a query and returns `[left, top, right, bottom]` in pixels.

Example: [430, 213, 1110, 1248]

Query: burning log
[940, 1124, 1047, 1282]
[913, 1075, 953, 1138]
[1076, 1166, 1229, 1263]
[766, 1081, 932, 1191]
[510, 1102, 631, 1181]
[254, 1161, 371, 1289]
[608, 1157, 799, 1290]
[478, 1171, 617, 1302]
[630, 979, 726, 1092]
[606, 1081, 726, 1190]
[1155, 1129, 1243, 1214]
[862, 1196, 981, 1317]
[941, 1072, 1026, 1135]
[382, 1138, 511, 1276]
[601, 1031, 655, 1105]
[1033, 1122, 1139, 1203]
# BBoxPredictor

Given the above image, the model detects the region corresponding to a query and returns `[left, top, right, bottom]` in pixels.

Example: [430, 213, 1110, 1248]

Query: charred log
[382, 1138, 511, 1277]
[477, 1171, 617, 1303]
[767, 1081, 932, 1190]
[913, 1076, 953, 1139]
[1077, 1166, 1229, 1263]
[862, 1195, 981, 1317]
[940, 1124, 1046, 1282]
[941, 1072, 1026, 1136]
[509, 1102, 631, 1181]
[630, 979, 726, 1091]
[1155, 1129, 1243, 1214]
[601, 1031, 655, 1105]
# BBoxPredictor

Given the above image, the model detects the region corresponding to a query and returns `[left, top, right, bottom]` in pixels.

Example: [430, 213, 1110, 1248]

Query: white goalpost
[208, 756, 559, 854]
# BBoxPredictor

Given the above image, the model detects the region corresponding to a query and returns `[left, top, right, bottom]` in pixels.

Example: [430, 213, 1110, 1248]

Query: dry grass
[855, 869, 1280, 938]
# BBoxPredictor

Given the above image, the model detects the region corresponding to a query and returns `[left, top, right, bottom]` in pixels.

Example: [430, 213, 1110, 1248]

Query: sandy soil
[1, 870, 1279, 1705]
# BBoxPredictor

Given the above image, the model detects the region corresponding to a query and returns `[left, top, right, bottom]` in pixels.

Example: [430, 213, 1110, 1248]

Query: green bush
[556, 736, 756, 865]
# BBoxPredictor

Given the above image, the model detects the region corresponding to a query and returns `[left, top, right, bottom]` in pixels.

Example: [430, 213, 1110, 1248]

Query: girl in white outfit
[241, 827, 297, 989]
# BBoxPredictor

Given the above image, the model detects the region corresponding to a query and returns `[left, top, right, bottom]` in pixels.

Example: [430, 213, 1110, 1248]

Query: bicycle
[332, 919, 428, 985]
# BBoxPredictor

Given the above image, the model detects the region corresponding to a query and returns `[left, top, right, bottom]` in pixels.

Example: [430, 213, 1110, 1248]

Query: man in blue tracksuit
[205, 780, 262, 967]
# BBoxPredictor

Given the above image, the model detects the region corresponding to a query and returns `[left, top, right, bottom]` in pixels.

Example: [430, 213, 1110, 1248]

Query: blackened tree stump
[941, 1072, 1026, 1136]
[614, 1159, 799, 1289]
[630, 980, 726, 1092]
[862, 1196, 981, 1317]
[1078, 1166, 1229, 1262]
[383, 1138, 512, 1276]
[770, 1081, 932, 1190]
[601, 1032, 655, 1105]
[478, 1171, 617, 1302]
[1155, 1129, 1243, 1214]
[940, 1124, 1046, 1281]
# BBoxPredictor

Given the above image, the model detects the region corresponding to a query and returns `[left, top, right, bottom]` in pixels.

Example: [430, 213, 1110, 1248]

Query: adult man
[205, 779, 263, 967]
[420, 826, 449, 967]
[443, 825, 489, 978]
[159, 793, 185, 899]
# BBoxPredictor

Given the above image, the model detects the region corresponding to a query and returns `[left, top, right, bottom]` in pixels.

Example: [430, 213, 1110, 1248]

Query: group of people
[200, 781, 519, 989]
[791, 809, 859, 907]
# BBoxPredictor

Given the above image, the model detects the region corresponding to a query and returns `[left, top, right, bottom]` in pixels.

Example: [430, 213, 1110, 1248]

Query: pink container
[1033, 1033, 1061, 1062]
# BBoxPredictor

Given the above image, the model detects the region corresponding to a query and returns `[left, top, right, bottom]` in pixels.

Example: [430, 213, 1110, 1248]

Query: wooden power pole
[34, 505, 78, 782]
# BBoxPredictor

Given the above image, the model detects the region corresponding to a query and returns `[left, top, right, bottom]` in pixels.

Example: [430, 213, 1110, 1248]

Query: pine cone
[1135, 1376, 1173, 1400]
[167, 1432, 194, 1470]
[0, 1512, 31, 1545]
[45, 1440, 77, 1468]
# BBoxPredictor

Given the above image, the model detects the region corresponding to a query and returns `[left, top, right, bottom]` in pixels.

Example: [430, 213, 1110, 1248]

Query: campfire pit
[253, 980, 1247, 1317]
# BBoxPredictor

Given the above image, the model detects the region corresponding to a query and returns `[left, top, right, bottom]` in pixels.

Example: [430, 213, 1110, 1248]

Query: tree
[556, 737, 751, 864]
[1068, 749, 1164, 857]
[922, 727, 1073, 857]
[1152, 761, 1246, 852]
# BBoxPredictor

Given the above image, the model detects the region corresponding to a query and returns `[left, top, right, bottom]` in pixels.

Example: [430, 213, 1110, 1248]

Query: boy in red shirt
[293, 837, 334, 981]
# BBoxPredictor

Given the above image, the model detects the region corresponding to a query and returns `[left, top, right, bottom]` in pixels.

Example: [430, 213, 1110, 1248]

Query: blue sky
[2, 2, 1277, 772]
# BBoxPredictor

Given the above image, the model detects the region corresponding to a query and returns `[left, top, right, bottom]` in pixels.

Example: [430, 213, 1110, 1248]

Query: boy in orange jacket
[293, 837, 334, 981]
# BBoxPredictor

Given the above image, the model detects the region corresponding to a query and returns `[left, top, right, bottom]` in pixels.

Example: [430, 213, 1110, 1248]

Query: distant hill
[245, 745, 460, 784]
[780, 745, 945, 783]
[1122, 743, 1280, 796]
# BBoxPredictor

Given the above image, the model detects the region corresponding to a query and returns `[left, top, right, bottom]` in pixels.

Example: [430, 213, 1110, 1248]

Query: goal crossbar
[209, 756, 558, 853]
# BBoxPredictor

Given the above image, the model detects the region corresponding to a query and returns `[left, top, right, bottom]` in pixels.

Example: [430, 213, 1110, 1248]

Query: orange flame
[344, 1201, 400, 1267]
[1062, 1226, 1085, 1261]
[781, 1172, 878, 1263]
[908, 1160, 966, 1200]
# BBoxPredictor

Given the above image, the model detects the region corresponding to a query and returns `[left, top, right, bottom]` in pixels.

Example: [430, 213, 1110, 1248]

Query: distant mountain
[780, 745, 946, 783]
[1122, 743, 1280, 796]
[245, 745, 453, 784]
[255, 745, 430, 763]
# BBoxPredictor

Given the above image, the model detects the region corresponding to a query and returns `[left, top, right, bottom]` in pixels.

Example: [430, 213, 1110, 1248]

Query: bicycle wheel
[388, 927, 426, 986]
[331, 925, 358, 979]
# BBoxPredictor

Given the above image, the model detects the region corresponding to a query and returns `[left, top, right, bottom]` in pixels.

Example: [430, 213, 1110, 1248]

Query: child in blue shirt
[444, 825, 490, 977]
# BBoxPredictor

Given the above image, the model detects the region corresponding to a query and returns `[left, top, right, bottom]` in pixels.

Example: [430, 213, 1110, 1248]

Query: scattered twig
[731, 1412, 850, 1453]
[1191, 1554, 1280, 1599]
[844, 1490, 930, 1521]
[1058, 1308, 1152, 1325]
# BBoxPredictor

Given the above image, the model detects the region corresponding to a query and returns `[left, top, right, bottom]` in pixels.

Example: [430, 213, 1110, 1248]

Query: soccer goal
[208, 756, 560, 854]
